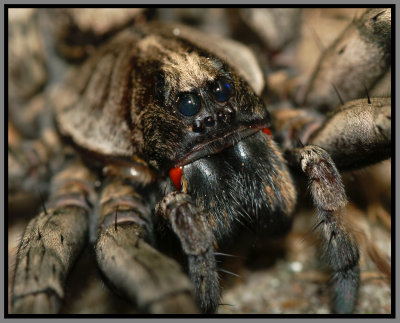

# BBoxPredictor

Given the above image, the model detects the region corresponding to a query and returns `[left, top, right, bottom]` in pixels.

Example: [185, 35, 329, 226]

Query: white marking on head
[138, 35, 222, 92]
[162, 51, 218, 92]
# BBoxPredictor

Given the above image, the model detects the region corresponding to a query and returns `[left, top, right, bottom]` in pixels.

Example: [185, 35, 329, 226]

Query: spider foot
[288, 145, 360, 314]
[157, 192, 220, 313]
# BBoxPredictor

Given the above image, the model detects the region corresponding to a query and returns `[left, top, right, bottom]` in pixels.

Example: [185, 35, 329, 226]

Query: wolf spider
[8, 8, 391, 314]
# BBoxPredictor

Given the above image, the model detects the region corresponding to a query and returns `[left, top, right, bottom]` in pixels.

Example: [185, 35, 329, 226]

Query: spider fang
[262, 127, 272, 136]
[169, 166, 183, 190]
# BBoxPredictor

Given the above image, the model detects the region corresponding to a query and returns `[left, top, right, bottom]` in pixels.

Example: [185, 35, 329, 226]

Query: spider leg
[94, 179, 199, 314]
[156, 191, 220, 313]
[272, 97, 391, 171]
[300, 8, 390, 109]
[11, 159, 97, 313]
[8, 123, 63, 198]
[287, 145, 360, 314]
[271, 107, 325, 151]
[308, 97, 391, 170]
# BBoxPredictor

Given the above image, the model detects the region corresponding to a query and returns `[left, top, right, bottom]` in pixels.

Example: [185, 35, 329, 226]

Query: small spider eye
[178, 93, 201, 116]
[212, 79, 234, 102]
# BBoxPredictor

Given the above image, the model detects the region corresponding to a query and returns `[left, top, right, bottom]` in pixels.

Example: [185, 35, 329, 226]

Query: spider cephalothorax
[131, 24, 272, 173]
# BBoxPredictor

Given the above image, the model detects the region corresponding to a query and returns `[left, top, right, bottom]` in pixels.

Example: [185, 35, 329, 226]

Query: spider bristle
[218, 268, 240, 278]
[327, 229, 337, 250]
[114, 206, 119, 232]
[363, 84, 372, 104]
[331, 83, 344, 106]
[301, 219, 325, 244]
[214, 252, 237, 258]
[218, 303, 235, 307]
[38, 189, 48, 216]
[295, 135, 305, 148]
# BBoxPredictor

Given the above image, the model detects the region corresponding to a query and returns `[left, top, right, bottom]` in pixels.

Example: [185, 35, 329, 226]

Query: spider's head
[136, 35, 270, 173]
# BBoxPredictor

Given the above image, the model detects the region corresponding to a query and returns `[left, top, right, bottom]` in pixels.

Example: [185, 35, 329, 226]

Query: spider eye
[178, 93, 201, 116]
[212, 79, 234, 102]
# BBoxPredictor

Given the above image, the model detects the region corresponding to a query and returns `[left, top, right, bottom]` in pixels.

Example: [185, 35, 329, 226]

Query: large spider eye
[178, 93, 201, 116]
[212, 79, 234, 102]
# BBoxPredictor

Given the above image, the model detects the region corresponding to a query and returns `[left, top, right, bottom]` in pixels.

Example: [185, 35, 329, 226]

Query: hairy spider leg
[287, 145, 360, 314]
[12, 159, 96, 314]
[156, 191, 220, 313]
[95, 178, 199, 314]
[309, 97, 391, 171]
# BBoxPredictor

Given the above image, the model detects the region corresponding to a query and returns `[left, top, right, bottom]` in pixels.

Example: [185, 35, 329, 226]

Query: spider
[8, 8, 391, 314]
